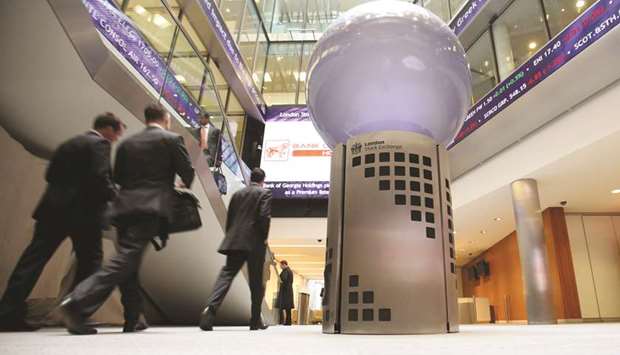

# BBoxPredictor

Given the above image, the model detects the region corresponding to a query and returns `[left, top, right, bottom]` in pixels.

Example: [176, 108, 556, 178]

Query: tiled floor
[1, 323, 619, 355]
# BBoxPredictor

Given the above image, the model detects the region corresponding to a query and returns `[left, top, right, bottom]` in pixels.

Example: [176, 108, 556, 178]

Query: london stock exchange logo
[350, 142, 362, 155]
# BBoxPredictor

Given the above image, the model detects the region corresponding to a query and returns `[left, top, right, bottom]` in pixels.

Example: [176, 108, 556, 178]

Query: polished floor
[1, 323, 619, 355]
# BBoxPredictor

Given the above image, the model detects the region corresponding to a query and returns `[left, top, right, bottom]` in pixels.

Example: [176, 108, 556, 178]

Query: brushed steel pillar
[510, 179, 556, 324]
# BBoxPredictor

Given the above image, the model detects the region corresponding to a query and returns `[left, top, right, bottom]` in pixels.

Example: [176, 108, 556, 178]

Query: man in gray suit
[200, 168, 272, 331]
[59, 104, 195, 335]
[196, 112, 221, 167]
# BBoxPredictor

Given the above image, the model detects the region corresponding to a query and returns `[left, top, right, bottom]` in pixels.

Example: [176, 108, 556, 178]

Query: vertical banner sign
[82, 0, 250, 179]
[260, 106, 331, 199]
[450, 0, 620, 146]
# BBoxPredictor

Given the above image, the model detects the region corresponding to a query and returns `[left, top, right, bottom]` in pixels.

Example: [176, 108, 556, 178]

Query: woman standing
[276, 260, 294, 325]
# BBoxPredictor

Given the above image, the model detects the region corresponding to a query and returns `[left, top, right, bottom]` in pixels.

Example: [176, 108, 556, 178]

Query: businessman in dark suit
[195, 112, 221, 167]
[59, 104, 195, 335]
[200, 168, 272, 331]
[0, 113, 124, 332]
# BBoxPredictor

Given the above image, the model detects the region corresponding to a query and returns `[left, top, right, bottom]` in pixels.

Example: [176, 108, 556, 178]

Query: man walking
[195, 112, 221, 167]
[0, 113, 124, 331]
[200, 168, 272, 331]
[59, 104, 194, 335]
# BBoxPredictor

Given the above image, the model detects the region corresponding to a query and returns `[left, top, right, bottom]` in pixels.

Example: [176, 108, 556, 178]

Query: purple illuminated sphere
[306, 0, 472, 148]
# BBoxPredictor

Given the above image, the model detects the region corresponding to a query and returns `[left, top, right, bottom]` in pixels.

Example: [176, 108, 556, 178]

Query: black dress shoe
[199, 307, 216, 331]
[58, 299, 97, 335]
[0, 318, 41, 332]
[123, 318, 148, 333]
[249, 322, 269, 331]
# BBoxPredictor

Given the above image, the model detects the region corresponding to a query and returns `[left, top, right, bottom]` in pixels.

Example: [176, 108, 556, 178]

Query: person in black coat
[276, 260, 294, 325]
[59, 104, 195, 335]
[0, 113, 124, 332]
[200, 168, 272, 331]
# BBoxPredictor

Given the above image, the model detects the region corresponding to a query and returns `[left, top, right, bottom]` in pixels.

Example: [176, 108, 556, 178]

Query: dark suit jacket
[110, 126, 194, 222]
[218, 182, 272, 255]
[32, 131, 116, 229]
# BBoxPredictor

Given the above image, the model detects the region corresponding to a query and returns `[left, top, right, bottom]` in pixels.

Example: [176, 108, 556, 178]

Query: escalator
[0, 0, 271, 325]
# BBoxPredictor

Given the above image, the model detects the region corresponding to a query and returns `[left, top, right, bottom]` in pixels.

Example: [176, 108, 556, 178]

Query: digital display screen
[260, 106, 331, 199]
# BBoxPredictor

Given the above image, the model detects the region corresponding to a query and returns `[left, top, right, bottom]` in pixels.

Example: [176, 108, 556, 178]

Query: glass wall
[263, 43, 304, 104]
[466, 30, 497, 103]
[543, 0, 594, 37]
[111, 0, 250, 185]
[492, 0, 549, 80]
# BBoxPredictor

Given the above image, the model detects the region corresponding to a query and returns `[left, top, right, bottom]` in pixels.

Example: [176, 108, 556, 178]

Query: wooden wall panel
[543, 208, 581, 319]
[461, 232, 527, 321]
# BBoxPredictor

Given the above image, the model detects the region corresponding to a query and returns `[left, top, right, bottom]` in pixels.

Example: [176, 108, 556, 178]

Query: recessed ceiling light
[576, 0, 586, 9]
[264, 72, 272, 82]
[483, 60, 489, 67]
[152, 14, 170, 29]
[480, 230, 487, 235]
[611, 189, 620, 194]
[561, 8, 566, 12]
[134, 5, 147, 15]
[528, 42, 537, 50]
[494, 217, 502, 221]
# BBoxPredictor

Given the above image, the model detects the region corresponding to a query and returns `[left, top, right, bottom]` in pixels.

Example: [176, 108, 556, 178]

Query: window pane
[262, 43, 302, 105]
[219, 0, 245, 38]
[168, 32, 205, 104]
[449, 0, 467, 17]
[238, 0, 261, 70]
[422, 0, 450, 22]
[466, 31, 497, 103]
[492, 0, 549, 80]
[297, 42, 314, 104]
[253, 32, 269, 88]
[543, 0, 595, 37]
[126, 1, 179, 56]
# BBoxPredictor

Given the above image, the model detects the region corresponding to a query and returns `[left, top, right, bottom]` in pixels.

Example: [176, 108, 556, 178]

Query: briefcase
[213, 167, 227, 195]
[168, 189, 202, 234]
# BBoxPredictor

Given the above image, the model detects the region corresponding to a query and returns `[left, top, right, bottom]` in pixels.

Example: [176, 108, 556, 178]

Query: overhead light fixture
[576, 0, 586, 9]
[152, 14, 171, 28]
[561, 8, 566, 12]
[611, 189, 620, 194]
[480, 230, 487, 235]
[483, 60, 489, 67]
[505, 56, 511, 62]
[174, 75, 186, 83]
[225, 8, 231, 13]
[264, 72, 272, 82]
[528, 42, 537, 50]
[494, 217, 502, 221]
[134, 5, 147, 15]
[276, 56, 283, 62]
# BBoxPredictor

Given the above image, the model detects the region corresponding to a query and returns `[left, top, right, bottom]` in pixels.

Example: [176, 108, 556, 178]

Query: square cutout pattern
[349, 292, 359, 304]
[394, 152, 405, 162]
[423, 156, 432, 167]
[409, 154, 419, 164]
[426, 227, 436, 239]
[363, 291, 374, 304]
[348, 309, 358, 322]
[410, 181, 420, 192]
[365, 154, 375, 164]
[352, 156, 361, 167]
[379, 180, 390, 191]
[423, 169, 433, 180]
[410, 167, 420, 177]
[362, 309, 374, 321]
[379, 166, 390, 176]
[379, 308, 391, 322]
[395, 194, 406, 205]
[395, 180, 406, 190]
[379, 152, 390, 162]
[394, 166, 405, 176]
[365, 167, 375, 177]
[411, 210, 422, 221]
[349, 275, 359, 287]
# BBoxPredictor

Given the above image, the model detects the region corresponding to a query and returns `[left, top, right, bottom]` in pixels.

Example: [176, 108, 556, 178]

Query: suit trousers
[207, 246, 266, 324]
[0, 220, 102, 320]
[68, 215, 159, 322]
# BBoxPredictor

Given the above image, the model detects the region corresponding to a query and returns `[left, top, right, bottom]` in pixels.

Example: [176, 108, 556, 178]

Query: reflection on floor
[1, 323, 619, 355]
